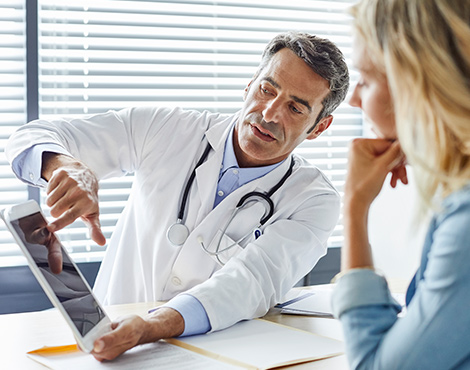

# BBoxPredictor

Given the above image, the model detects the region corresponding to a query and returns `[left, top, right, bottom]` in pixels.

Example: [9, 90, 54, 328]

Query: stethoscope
[166, 142, 295, 259]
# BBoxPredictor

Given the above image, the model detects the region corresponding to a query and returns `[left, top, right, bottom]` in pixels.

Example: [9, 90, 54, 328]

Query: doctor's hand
[91, 308, 185, 362]
[41, 152, 106, 246]
[344, 138, 407, 210]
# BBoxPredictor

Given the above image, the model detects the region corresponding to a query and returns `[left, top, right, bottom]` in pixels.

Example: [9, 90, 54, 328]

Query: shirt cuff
[11, 144, 71, 187]
[331, 269, 402, 318]
[160, 294, 211, 337]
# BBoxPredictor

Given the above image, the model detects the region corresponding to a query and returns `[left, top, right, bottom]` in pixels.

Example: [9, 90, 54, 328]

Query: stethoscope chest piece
[167, 221, 190, 246]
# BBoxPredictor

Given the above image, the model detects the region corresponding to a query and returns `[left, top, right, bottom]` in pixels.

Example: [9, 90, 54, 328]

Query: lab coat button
[171, 276, 181, 286]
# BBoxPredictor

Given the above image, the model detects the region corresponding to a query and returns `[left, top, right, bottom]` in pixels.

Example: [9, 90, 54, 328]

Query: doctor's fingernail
[94, 340, 104, 352]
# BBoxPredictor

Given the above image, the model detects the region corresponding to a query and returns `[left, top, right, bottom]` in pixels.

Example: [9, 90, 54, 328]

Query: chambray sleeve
[160, 294, 211, 337]
[331, 191, 470, 369]
[331, 270, 402, 369]
[10, 143, 71, 187]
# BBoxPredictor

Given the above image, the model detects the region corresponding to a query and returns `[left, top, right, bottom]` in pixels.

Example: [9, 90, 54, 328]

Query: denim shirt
[331, 185, 470, 369]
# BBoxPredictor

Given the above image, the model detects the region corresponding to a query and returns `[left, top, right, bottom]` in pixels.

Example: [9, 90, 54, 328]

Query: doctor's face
[234, 48, 332, 168]
[349, 35, 396, 139]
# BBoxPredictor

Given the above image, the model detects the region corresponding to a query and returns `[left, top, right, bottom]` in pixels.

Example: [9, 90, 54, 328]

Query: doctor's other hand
[344, 138, 407, 209]
[91, 308, 185, 362]
[41, 152, 106, 246]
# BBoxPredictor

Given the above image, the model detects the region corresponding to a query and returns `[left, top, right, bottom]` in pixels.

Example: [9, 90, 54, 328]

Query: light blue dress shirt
[213, 126, 280, 208]
[331, 185, 470, 369]
[13, 126, 282, 337]
[12, 143, 71, 187]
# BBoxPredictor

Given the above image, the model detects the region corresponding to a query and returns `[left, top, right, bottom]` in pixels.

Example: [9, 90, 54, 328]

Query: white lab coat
[6, 106, 340, 331]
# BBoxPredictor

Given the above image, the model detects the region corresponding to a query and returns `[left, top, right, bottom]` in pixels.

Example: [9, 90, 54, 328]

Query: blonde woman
[331, 0, 470, 368]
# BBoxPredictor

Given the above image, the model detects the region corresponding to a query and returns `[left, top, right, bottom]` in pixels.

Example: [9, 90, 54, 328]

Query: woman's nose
[348, 84, 361, 108]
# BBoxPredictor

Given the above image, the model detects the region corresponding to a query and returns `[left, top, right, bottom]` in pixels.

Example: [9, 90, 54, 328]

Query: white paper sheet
[177, 319, 343, 369]
[27, 341, 240, 370]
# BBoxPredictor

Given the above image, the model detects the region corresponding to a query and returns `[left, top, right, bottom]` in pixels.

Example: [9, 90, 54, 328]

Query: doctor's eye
[260, 86, 273, 95]
[290, 105, 302, 114]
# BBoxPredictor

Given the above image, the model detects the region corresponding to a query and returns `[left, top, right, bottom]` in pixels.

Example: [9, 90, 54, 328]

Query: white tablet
[0, 200, 111, 353]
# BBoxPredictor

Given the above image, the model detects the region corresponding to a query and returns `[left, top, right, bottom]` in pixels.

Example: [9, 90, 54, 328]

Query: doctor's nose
[262, 99, 282, 124]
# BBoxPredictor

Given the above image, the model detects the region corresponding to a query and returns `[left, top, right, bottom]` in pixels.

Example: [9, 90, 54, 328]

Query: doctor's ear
[306, 115, 333, 140]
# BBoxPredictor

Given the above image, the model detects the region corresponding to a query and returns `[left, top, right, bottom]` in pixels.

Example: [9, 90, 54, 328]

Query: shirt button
[218, 190, 224, 197]
[232, 169, 239, 175]
[29, 173, 34, 181]
[171, 276, 181, 286]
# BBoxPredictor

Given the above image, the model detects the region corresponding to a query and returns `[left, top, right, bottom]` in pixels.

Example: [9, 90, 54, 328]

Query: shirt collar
[221, 126, 284, 185]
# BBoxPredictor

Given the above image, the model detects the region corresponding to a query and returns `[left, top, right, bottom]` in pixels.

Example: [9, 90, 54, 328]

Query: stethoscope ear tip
[197, 236, 205, 246]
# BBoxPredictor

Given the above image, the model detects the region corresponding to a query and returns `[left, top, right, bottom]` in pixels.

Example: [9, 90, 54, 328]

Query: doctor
[6, 31, 349, 360]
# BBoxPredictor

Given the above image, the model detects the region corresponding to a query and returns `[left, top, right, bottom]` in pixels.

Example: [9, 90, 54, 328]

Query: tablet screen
[10, 212, 106, 336]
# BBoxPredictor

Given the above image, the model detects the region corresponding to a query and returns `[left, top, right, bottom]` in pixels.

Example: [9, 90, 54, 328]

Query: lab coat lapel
[194, 115, 235, 223]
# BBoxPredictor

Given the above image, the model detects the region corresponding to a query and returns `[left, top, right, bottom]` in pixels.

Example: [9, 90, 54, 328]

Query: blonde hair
[350, 0, 470, 213]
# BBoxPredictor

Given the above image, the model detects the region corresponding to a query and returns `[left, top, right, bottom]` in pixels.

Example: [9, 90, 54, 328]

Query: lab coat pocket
[203, 229, 244, 266]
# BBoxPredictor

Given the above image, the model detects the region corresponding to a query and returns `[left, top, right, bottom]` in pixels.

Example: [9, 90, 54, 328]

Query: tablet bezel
[0, 200, 111, 353]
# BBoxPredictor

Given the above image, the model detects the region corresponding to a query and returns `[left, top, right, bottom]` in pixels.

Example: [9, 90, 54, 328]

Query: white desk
[1, 282, 409, 369]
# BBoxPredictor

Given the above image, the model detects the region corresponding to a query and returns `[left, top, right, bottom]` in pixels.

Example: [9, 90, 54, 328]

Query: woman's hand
[344, 138, 407, 210]
[341, 138, 407, 270]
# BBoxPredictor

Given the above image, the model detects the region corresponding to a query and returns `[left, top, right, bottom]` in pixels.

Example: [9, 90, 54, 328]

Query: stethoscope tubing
[168, 140, 295, 252]
[177, 143, 212, 221]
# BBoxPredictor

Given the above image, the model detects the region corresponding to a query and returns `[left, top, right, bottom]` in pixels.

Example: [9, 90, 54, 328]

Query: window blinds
[1, 0, 362, 264]
[0, 0, 28, 266]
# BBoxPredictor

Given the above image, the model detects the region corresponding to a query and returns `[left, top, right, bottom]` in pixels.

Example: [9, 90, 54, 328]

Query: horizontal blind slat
[0, 0, 27, 263]
[1, 0, 362, 264]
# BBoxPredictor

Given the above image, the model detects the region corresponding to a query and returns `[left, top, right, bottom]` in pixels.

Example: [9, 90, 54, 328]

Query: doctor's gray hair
[255, 32, 350, 131]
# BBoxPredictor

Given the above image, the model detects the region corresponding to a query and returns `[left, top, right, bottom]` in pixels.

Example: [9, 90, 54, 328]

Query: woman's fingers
[345, 139, 408, 206]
